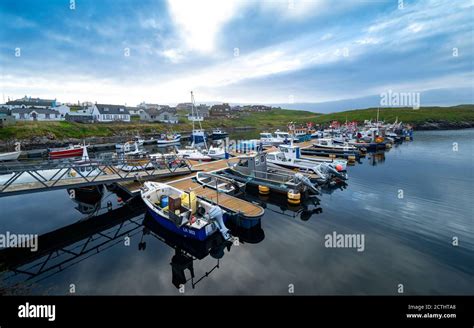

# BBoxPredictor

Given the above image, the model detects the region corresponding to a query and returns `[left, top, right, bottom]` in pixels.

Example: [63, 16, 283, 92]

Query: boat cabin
[233, 153, 268, 179]
[278, 144, 301, 159]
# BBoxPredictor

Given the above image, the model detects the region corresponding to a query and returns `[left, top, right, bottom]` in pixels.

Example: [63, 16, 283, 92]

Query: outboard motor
[294, 173, 319, 195]
[320, 163, 348, 181]
[208, 205, 231, 240]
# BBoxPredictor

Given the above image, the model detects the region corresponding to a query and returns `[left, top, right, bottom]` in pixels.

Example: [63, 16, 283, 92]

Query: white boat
[140, 181, 231, 241]
[266, 144, 348, 182]
[0, 150, 21, 161]
[313, 138, 358, 152]
[259, 132, 285, 146]
[207, 144, 227, 159]
[277, 144, 347, 170]
[156, 133, 181, 145]
[196, 172, 244, 193]
[176, 148, 212, 162]
[274, 130, 298, 143]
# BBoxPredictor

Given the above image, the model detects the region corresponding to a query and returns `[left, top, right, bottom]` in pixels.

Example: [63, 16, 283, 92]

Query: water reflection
[67, 185, 104, 215]
[0, 191, 145, 293]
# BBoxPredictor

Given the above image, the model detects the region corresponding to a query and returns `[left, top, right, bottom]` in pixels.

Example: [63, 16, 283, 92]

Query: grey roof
[143, 107, 177, 116]
[96, 104, 130, 115]
[7, 98, 55, 107]
[11, 107, 60, 114]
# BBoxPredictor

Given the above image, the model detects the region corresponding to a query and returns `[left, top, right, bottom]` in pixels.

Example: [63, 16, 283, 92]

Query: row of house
[1, 96, 277, 124]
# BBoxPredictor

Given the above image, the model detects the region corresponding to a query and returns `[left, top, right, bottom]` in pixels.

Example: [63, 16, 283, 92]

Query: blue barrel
[160, 196, 169, 208]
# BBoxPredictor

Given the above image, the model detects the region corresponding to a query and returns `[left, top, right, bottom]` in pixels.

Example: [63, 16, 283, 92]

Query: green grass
[1, 106, 473, 141]
[313, 105, 474, 125]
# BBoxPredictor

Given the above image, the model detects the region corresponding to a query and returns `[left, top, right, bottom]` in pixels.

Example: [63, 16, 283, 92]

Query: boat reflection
[141, 212, 264, 289]
[366, 151, 386, 166]
[67, 185, 104, 215]
[242, 190, 323, 221]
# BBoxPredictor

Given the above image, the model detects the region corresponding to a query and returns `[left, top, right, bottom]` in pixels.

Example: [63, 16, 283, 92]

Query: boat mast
[190, 91, 207, 150]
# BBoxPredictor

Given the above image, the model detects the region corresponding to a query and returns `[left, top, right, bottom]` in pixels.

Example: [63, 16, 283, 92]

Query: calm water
[0, 129, 473, 295]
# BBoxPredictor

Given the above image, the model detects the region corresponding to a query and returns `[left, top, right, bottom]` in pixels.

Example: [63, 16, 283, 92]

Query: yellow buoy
[258, 185, 270, 195]
[287, 190, 301, 205]
[348, 155, 356, 161]
[329, 154, 336, 159]
[405, 136, 410, 141]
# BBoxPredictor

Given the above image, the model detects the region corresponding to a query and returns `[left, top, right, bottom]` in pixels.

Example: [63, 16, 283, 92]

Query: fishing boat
[195, 172, 245, 194]
[266, 144, 348, 182]
[312, 138, 359, 152]
[259, 132, 283, 146]
[287, 123, 311, 142]
[274, 130, 298, 143]
[156, 133, 181, 145]
[207, 144, 228, 159]
[209, 128, 228, 140]
[217, 152, 319, 196]
[49, 144, 85, 159]
[0, 150, 21, 161]
[140, 181, 231, 241]
[176, 147, 212, 162]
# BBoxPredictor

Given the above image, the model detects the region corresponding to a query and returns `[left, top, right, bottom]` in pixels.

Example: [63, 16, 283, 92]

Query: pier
[0, 157, 195, 197]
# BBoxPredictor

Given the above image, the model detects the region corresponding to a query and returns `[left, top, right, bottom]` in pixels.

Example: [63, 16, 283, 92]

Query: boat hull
[49, 148, 83, 159]
[147, 207, 229, 241]
[0, 151, 21, 161]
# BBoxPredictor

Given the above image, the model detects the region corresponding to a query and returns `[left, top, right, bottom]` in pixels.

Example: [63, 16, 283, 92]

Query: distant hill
[312, 105, 474, 130]
[270, 88, 474, 113]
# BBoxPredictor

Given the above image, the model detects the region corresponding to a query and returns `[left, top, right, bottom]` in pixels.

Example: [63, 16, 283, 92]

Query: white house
[92, 104, 131, 122]
[52, 104, 71, 117]
[11, 108, 63, 121]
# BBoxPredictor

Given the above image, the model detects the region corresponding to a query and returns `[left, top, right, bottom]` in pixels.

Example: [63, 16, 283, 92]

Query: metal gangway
[0, 155, 195, 197]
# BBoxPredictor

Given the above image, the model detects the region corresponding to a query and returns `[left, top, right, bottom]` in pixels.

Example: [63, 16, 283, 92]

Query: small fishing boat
[312, 138, 358, 152]
[140, 181, 231, 241]
[207, 144, 228, 159]
[218, 152, 319, 196]
[196, 172, 245, 194]
[0, 150, 21, 161]
[156, 133, 181, 145]
[259, 132, 285, 146]
[49, 144, 85, 159]
[177, 147, 212, 162]
[274, 130, 298, 143]
[209, 128, 228, 140]
[266, 144, 348, 182]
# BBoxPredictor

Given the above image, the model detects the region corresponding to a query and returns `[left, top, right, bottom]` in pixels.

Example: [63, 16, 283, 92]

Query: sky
[0, 0, 472, 109]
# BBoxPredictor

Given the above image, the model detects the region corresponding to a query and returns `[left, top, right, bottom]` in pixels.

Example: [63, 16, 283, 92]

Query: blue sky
[0, 0, 472, 108]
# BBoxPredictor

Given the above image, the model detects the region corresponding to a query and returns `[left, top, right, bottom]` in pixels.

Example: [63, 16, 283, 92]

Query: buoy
[386, 143, 392, 148]
[117, 197, 123, 204]
[287, 190, 301, 205]
[348, 155, 356, 161]
[405, 136, 410, 141]
[258, 185, 270, 195]
[329, 154, 336, 159]
[69, 170, 77, 177]
[335, 164, 343, 172]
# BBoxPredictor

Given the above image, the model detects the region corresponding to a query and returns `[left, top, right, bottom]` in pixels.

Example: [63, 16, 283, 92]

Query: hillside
[313, 105, 474, 129]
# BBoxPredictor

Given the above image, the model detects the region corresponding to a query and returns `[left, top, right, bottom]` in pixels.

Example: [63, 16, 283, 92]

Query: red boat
[49, 145, 85, 159]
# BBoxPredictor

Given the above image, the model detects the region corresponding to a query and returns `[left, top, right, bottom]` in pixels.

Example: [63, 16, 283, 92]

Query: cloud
[166, 0, 244, 53]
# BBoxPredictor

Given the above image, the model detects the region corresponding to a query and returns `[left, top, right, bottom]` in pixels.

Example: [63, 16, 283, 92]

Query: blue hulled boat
[141, 181, 231, 241]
